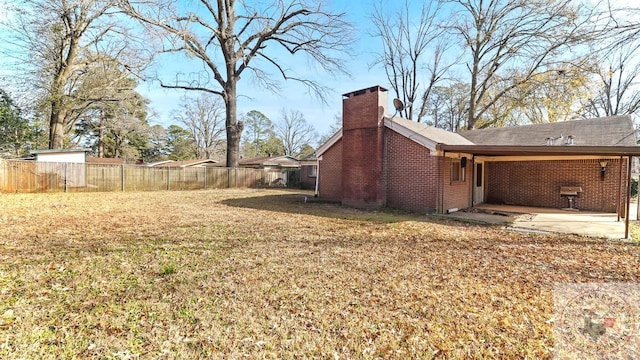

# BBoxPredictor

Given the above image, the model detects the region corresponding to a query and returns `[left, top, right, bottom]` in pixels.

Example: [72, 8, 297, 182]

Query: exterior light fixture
[600, 160, 608, 180]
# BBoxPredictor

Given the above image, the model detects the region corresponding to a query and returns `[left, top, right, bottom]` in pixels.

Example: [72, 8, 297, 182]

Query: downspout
[314, 158, 320, 197]
[625, 156, 632, 239]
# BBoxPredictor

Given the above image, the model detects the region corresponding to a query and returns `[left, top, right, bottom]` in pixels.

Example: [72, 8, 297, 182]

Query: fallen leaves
[0, 189, 638, 358]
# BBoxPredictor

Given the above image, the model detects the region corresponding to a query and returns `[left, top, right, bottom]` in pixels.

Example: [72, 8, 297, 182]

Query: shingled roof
[317, 116, 473, 157]
[459, 115, 637, 147]
[385, 116, 474, 147]
[238, 155, 300, 168]
[151, 159, 219, 168]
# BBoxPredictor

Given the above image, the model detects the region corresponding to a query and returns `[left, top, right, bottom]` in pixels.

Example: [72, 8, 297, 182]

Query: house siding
[385, 130, 438, 212]
[486, 159, 627, 212]
[318, 139, 343, 201]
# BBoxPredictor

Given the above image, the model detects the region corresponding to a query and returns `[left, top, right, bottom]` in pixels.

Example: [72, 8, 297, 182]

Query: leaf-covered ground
[0, 189, 638, 359]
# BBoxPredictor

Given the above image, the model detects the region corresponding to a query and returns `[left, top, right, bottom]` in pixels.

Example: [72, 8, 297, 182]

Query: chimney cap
[342, 85, 388, 98]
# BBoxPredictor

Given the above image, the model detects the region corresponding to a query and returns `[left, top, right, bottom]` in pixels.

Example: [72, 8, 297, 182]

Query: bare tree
[371, 0, 453, 121]
[173, 95, 226, 160]
[275, 109, 316, 157]
[511, 65, 593, 124]
[582, 42, 640, 118]
[2, 0, 148, 149]
[119, 0, 353, 167]
[71, 58, 149, 156]
[443, 0, 591, 129]
[427, 82, 469, 132]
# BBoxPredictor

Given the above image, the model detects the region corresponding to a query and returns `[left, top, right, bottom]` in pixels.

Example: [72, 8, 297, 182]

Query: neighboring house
[316, 85, 640, 216]
[147, 159, 220, 168]
[145, 160, 174, 167]
[238, 155, 300, 170]
[239, 155, 300, 187]
[87, 157, 125, 165]
[299, 153, 318, 190]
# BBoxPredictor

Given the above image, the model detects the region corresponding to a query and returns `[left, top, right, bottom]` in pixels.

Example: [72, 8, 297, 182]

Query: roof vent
[565, 135, 574, 145]
[545, 134, 565, 146]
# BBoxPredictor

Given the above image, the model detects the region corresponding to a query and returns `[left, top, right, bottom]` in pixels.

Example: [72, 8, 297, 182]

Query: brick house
[316, 85, 640, 216]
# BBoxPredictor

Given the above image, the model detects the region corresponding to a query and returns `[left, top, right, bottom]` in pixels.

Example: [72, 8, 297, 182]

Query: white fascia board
[316, 129, 343, 157]
[383, 118, 438, 153]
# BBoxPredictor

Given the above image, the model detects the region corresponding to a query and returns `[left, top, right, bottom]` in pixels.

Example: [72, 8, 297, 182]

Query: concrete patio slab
[441, 202, 637, 240]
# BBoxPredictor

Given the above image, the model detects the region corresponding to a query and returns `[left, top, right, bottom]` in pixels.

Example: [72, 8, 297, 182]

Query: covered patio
[437, 144, 640, 239]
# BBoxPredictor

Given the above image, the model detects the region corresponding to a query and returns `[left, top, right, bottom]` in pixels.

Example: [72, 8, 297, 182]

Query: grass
[0, 189, 639, 359]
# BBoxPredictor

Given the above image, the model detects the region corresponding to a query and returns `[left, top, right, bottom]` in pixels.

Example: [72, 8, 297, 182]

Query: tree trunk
[97, 127, 104, 158]
[49, 100, 66, 149]
[97, 108, 105, 157]
[468, 58, 479, 130]
[225, 83, 243, 168]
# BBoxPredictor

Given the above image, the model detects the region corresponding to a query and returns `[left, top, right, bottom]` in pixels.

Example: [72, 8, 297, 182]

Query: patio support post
[469, 158, 473, 208]
[618, 156, 623, 221]
[440, 155, 446, 213]
[438, 155, 444, 213]
[637, 170, 640, 221]
[626, 156, 632, 239]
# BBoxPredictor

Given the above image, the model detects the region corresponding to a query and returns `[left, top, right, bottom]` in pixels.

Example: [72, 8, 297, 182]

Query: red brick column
[341, 86, 388, 208]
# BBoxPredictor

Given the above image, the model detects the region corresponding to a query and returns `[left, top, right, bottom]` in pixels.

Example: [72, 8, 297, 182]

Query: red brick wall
[341, 86, 387, 208]
[486, 159, 626, 212]
[384, 130, 439, 212]
[442, 157, 473, 212]
[318, 140, 343, 201]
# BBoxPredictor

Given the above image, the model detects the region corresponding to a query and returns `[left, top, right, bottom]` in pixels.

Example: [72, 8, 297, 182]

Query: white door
[473, 161, 484, 205]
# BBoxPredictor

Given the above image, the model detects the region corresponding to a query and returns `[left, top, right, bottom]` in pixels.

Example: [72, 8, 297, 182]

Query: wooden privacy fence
[0, 160, 295, 193]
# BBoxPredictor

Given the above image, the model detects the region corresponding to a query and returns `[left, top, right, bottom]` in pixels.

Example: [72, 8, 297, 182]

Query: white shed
[32, 149, 90, 163]
[31, 149, 90, 189]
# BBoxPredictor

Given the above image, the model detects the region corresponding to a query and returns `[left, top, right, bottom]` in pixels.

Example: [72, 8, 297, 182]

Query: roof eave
[436, 144, 640, 157]
[383, 117, 439, 151]
[316, 129, 343, 157]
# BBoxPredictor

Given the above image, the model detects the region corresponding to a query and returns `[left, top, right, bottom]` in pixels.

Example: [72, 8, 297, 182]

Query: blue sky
[4, 0, 634, 140]
[134, 0, 395, 139]
[0, 0, 399, 140]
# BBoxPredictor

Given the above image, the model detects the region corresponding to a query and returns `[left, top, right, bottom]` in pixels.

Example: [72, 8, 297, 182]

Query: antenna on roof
[392, 98, 412, 118]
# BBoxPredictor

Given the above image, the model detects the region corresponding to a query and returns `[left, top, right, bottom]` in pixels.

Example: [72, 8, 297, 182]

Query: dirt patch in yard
[0, 189, 638, 358]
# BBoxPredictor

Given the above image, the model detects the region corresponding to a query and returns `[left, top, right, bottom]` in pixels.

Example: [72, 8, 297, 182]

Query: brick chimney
[341, 85, 388, 208]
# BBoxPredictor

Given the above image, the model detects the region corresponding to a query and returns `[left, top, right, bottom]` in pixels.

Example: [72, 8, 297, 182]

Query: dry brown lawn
[0, 189, 638, 359]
